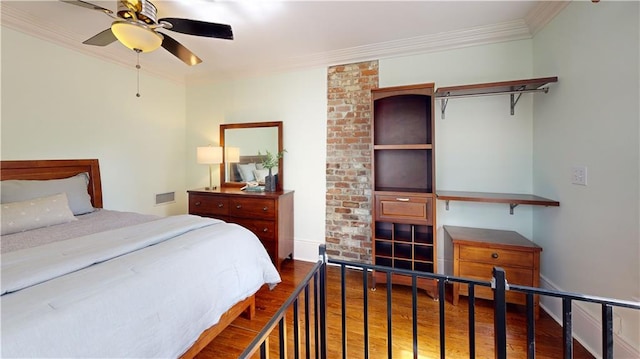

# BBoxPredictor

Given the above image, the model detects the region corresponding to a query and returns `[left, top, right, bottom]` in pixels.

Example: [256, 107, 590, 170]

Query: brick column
[325, 61, 379, 262]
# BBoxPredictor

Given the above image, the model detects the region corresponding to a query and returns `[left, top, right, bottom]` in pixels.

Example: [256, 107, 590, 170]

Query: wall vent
[155, 192, 175, 205]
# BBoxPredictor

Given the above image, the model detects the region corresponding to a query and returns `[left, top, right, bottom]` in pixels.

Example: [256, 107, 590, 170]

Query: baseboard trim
[539, 275, 639, 359]
[293, 238, 323, 263]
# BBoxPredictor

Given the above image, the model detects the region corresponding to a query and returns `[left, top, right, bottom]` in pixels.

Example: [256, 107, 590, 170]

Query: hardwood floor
[196, 260, 595, 358]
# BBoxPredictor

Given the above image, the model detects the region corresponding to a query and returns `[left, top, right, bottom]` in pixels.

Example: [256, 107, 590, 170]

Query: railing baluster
[260, 338, 269, 359]
[313, 271, 319, 359]
[438, 279, 446, 359]
[468, 283, 475, 359]
[563, 298, 573, 359]
[304, 285, 310, 359]
[319, 254, 327, 359]
[293, 298, 300, 359]
[363, 268, 370, 359]
[493, 267, 507, 359]
[386, 271, 392, 359]
[526, 293, 535, 359]
[602, 304, 613, 359]
[341, 265, 347, 359]
[279, 316, 287, 359]
[412, 275, 418, 359]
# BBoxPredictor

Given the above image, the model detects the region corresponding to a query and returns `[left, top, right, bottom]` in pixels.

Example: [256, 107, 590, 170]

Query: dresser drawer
[231, 218, 276, 241]
[189, 194, 229, 217]
[459, 245, 533, 268]
[375, 195, 432, 224]
[229, 198, 276, 220]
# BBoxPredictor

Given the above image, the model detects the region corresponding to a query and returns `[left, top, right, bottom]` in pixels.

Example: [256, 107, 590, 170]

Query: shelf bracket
[445, 200, 450, 210]
[510, 85, 526, 115]
[509, 203, 519, 215]
[440, 93, 450, 119]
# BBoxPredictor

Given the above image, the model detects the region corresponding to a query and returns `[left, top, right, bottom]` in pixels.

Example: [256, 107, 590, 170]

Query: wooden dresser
[187, 188, 294, 271]
[444, 225, 542, 318]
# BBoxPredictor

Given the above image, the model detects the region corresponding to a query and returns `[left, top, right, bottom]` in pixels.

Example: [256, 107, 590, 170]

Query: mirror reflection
[220, 121, 283, 189]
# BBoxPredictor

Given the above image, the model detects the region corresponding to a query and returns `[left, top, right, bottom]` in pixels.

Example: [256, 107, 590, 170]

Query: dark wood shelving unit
[371, 83, 437, 297]
[435, 76, 558, 119]
[436, 190, 560, 215]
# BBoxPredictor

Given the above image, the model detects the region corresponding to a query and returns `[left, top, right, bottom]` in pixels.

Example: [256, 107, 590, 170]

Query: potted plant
[259, 149, 286, 191]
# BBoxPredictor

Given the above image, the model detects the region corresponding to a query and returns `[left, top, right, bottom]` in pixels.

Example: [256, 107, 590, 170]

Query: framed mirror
[220, 121, 284, 190]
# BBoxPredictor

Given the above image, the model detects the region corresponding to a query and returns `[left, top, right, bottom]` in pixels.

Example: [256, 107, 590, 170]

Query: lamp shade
[197, 146, 223, 164]
[111, 21, 163, 52]
[226, 147, 240, 163]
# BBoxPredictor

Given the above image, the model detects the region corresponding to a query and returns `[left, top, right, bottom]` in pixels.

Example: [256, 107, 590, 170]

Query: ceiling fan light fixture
[111, 21, 162, 52]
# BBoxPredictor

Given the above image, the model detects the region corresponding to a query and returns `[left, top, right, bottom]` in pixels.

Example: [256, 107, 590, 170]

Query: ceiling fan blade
[83, 28, 117, 46]
[59, 0, 113, 14]
[161, 33, 202, 66]
[159, 18, 233, 40]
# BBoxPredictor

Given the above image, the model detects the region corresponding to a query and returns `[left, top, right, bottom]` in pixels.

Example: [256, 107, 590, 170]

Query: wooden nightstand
[188, 187, 294, 271]
[444, 225, 542, 318]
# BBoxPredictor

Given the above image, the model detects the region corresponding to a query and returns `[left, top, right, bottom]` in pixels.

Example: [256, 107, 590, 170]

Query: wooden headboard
[0, 159, 103, 208]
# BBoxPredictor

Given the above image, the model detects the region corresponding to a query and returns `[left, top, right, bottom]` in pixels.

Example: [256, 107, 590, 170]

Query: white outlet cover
[571, 166, 587, 186]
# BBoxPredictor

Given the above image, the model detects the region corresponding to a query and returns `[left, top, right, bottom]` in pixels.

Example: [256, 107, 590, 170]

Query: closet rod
[435, 87, 549, 99]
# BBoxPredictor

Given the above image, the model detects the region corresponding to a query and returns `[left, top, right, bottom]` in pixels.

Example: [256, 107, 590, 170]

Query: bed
[228, 155, 279, 184]
[0, 159, 281, 358]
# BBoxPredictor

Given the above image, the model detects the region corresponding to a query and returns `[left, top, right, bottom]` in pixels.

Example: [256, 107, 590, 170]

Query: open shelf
[436, 190, 559, 215]
[434, 76, 558, 119]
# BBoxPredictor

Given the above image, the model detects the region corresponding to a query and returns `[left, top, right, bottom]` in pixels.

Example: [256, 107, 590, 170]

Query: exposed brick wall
[325, 61, 379, 262]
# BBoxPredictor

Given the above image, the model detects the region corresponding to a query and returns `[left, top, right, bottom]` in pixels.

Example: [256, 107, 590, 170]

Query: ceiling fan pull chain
[135, 49, 141, 97]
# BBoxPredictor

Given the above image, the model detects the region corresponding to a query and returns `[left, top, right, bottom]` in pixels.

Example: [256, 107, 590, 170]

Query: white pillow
[237, 163, 257, 182]
[253, 169, 270, 183]
[0, 173, 94, 215]
[1, 193, 77, 235]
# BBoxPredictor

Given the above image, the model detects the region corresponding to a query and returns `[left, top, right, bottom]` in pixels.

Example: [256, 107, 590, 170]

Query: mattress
[1, 212, 281, 358]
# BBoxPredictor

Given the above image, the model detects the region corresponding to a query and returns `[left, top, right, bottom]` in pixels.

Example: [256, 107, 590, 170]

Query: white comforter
[1, 214, 281, 358]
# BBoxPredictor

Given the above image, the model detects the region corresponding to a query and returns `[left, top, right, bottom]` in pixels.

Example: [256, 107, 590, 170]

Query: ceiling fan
[60, 0, 233, 66]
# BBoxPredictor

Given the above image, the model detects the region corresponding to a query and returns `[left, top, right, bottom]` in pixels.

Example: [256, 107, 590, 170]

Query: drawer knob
[236, 205, 242, 209]
[195, 201, 201, 206]
[491, 253, 499, 259]
[217, 203, 224, 208]
[262, 228, 268, 232]
[263, 207, 268, 211]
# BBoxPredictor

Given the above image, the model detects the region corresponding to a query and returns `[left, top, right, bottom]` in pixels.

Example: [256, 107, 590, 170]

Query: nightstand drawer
[459, 261, 534, 286]
[229, 198, 276, 220]
[189, 194, 229, 217]
[375, 195, 432, 224]
[232, 218, 276, 241]
[459, 246, 533, 268]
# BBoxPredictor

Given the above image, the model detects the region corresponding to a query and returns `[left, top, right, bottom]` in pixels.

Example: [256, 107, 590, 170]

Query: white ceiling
[1, 1, 568, 84]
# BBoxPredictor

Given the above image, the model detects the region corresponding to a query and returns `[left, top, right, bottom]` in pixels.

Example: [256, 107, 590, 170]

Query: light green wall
[1, 27, 188, 215]
[185, 70, 327, 260]
[380, 40, 536, 273]
[532, 1, 639, 354]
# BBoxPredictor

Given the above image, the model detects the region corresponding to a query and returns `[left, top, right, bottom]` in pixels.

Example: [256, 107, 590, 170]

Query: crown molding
[3, 2, 567, 86]
[187, 19, 534, 85]
[294, 19, 533, 69]
[525, 1, 571, 36]
[0, 3, 184, 84]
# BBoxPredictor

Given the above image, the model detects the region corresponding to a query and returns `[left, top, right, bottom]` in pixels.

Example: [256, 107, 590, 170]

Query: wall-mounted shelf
[436, 190, 560, 215]
[434, 76, 558, 119]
